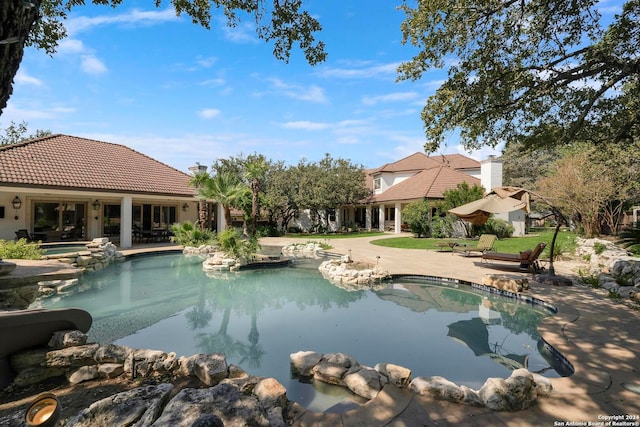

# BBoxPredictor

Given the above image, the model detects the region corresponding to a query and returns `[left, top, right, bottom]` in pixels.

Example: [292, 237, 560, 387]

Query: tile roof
[0, 134, 195, 197]
[372, 166, 480, 203]
[372, 152, 480, 174]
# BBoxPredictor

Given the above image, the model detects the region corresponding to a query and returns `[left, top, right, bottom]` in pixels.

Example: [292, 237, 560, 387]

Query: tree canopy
[398, 0, 640, 152]
[1, 0, 327, 115]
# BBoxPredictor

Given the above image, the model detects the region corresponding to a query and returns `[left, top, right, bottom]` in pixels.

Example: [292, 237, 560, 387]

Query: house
[336, 152, 517, 234]
[0, 135, 199, 248]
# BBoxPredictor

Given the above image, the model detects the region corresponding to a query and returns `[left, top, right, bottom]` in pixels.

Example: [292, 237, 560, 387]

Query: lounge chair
[453, 234, 497, 256]
[481, 242, 547, 273]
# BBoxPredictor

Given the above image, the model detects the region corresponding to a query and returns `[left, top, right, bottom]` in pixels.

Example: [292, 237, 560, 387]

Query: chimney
[189, 162, 208, 175]
[480, 155, 503, 193]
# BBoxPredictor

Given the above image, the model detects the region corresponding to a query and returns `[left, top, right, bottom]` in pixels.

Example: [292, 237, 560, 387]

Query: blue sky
[6, 1, 609, 173]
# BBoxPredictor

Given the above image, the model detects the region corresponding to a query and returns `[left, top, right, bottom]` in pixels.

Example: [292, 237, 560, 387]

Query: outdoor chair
[481, 242, 547, 273]
[14, 229, 33, 242]
[452, 234, 497, 256]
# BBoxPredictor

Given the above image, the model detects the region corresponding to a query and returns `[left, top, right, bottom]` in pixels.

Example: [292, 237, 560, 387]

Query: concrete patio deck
[2, 235, 639, 426]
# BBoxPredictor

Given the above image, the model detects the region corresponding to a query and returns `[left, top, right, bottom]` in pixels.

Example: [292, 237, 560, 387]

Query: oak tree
[398, 0, 640, 152]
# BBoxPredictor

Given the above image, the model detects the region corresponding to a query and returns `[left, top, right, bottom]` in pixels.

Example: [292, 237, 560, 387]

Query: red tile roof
[372, 166, 480, 202]
[0, 135, 195, 197]
[366, 152, 482, 203]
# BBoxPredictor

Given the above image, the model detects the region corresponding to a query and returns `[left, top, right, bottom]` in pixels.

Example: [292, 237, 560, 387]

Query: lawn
[285, 231, 386, 240]
[370, 229, 577, 259]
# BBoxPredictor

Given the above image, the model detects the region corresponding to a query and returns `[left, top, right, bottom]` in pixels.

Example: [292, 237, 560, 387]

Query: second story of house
[367, 152, 502, 203]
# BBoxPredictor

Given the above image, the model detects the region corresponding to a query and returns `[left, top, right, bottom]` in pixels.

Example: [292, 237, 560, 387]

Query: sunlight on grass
[286, 231, 386, 239]
[371, 229, 577, 259]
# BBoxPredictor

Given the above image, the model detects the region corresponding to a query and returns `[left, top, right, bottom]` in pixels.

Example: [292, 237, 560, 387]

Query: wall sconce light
[182, 203, 189, 212]
[92, 200, 100, 211]
[12, 196, 22, 210]
[25, 392, 61, 427]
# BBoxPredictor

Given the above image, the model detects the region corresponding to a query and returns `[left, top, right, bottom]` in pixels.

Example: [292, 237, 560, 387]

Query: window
[374, 178, 381, 190]
[385, 207, 396, 221]
[34, 201, 86, 239]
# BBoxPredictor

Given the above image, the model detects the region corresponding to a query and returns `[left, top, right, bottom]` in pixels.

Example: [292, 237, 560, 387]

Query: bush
[593, 242, 607, 255]
[170, 222, 217, 247]
[431, 215, 456, 238]
[472, 218, 514, 239]
[0, 239, 44, 260]
[402, 200, 431, 237]
[216, 228, 260, 259]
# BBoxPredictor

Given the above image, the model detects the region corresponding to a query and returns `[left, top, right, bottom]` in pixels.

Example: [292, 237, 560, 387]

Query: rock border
[290, 350, 552, 412]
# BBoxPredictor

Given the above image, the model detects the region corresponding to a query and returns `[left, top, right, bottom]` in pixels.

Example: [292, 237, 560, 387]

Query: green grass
[285, 231, 386, 239]
[371, 229, 577, 259]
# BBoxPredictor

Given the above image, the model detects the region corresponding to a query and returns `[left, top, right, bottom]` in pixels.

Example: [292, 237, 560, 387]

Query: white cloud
[200, 78, 226, 86]
[267, 79, 328, 103]
[66, 8, 179, 35]
[362, 92, 420, 106]
[281, 121, 330, 130]
[318, 62, 400, 79]
[57, 38, 85, 54]
[198, 108, 221, 119]
[15, 70, 43, 86]
[81, 55, 107, 75]
[220, 20, 259, 43]
[196, 56, 217, 68]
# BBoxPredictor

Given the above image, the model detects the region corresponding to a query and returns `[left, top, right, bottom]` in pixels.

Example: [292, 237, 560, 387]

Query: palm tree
[188, 171, 211, 230]
[244, 156, 269, 236]
[203, 172, 244, 230]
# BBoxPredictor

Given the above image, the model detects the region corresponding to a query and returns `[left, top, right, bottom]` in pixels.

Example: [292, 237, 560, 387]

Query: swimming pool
[29, 253, 568, 411]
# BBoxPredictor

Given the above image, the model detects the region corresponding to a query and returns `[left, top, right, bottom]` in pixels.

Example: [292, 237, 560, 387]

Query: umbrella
[448, 193, 529, 225]
[478, 186, 571, 285]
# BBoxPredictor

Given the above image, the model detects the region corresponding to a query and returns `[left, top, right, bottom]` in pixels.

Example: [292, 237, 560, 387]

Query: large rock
[343, 367, 382, 399]
[154, 383, 270, 427]
[48, 330, 88, 349]
[375, 363, 411, 388]
[65, 383, 174, 426]
[94, 344, 133, 364]
[410, 376, 464, 402]
[124, 349, 170, 378]
[254, 377, 288, 408]
[45, 343, 99, 368]
[178, 353, 228, 386]
[482, 274, 529, 293]
[312, 352, 359, 386]
[290, 351, 323, 378]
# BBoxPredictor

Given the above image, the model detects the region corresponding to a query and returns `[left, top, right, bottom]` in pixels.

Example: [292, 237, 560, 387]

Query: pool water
[41, 245, 89, 255]
[30, 253, 568, 411]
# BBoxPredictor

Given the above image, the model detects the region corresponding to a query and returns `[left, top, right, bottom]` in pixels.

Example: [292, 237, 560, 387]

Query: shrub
[402, 200, 431, 237]
[170, 222, 217, 247]
[0, 239, 44, 260]
[577, 269, 600, 288]
[472, 218, 514, 239]
[216, 228, 260, 259]
[593, 242, 607, 255]
[431, 215, 455, 238]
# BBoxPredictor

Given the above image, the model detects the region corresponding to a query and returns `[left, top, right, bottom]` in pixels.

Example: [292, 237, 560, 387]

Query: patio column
[365, 206, 372, 230]
[379, 204, 386, 231]
[120, 196, 133, 248]
[394, 202, 402, 234]
[216, 203, 226, 231]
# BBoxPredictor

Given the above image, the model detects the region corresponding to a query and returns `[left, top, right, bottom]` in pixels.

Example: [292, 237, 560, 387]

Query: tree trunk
[1, 1, 41, 115]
